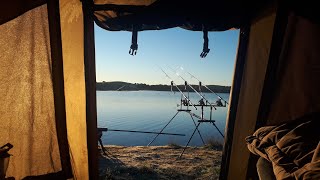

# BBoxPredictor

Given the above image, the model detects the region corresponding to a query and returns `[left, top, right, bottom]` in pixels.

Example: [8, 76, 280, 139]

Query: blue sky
[95, 24, 239, 86]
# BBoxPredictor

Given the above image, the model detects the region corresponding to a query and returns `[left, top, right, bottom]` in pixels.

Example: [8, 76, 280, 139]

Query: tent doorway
[94, 25, 239, 179]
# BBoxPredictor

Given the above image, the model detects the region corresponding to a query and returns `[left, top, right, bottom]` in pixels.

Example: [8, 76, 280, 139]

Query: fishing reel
[198, 98, 205, 106]
[215, 98, 227, 107]
[178, 98, 190, 107]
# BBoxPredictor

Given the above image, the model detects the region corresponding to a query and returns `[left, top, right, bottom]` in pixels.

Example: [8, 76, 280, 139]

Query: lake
[97, 91, 229, 146]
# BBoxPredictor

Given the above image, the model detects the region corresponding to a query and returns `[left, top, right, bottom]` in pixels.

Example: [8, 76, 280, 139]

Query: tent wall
[0, 4, 62, 179]
[224, 4, 320, 179]
[246, 8, 320, 179]
[1, 0, 99, 178]
[59, 0, 90, 179]
[225, 10, 276, 180]
[265, 14, 320, 125]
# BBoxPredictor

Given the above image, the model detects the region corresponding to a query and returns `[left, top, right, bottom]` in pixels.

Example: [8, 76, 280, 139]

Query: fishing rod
[98, 128, 185, 136]
[168, 66, 214, 106]
[159, 67, 198, 110]
[181, 68, 229, 105]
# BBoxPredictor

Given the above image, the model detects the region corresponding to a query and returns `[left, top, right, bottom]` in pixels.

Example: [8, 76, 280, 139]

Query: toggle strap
[200, 28, 210, 58]
[129, 26, 138, 55]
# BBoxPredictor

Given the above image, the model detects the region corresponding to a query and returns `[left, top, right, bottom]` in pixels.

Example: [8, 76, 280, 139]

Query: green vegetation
[96, 81, 230, 93]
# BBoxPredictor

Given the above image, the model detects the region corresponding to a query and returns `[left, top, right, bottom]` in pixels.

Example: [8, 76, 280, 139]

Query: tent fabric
[93, 0, 271, 32]
[227, 12, 276, 180]
[266, 14, 320, 125]
[59, 0, 90, 179]
[0, 4, 61, 179]
[226, 8, 320, 179]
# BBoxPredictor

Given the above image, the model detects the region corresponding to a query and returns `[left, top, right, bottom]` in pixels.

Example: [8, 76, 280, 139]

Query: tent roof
[93, 0, 272, 32]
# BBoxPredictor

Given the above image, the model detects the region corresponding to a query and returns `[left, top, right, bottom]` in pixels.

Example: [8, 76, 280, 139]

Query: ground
[99, 145, 222, 180]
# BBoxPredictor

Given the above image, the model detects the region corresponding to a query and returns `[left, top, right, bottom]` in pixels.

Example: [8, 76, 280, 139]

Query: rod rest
[198, 120, 215, 123]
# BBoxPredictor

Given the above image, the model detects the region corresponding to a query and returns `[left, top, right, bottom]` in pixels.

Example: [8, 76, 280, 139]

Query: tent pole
[47, 0, 72, 178]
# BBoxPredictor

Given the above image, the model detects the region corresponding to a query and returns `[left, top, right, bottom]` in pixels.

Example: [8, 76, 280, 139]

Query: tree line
[96, 81, 230, 93]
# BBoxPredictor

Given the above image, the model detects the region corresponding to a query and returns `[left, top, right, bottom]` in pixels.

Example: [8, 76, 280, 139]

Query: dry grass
[204, 137, 224, 151]
[99, 145, 222, 180]
[167, 142, 181, 149]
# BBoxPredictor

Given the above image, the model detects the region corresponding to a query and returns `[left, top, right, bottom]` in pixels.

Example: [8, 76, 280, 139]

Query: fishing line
[157, 66, 198, 110]
[179, 66, 229, 105]
[167, 66, 214, 106]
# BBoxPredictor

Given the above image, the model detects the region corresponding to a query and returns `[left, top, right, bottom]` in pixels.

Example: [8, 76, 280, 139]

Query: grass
[167, 142, 181, 149]
[204, 137, 224, 151]
[99, 145, 222, 180]
[167, 137, 224, 151]
[101, 165, 156, 180]
[101, 163, 195, 180]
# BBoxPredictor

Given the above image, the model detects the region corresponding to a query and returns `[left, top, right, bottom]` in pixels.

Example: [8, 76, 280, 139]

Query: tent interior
[1, 0, 319, 179]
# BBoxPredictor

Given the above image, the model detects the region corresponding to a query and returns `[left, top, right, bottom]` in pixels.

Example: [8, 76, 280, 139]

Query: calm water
[97, 91, 229, 146]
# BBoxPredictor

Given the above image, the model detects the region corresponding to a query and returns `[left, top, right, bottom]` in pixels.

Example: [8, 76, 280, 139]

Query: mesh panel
[0, 4, 61, 179]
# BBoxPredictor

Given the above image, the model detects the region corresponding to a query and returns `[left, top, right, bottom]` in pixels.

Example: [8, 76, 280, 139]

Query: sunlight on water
[97, 91, 230, 146]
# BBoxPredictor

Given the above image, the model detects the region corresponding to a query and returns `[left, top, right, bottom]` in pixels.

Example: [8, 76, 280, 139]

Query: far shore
[96, 81, 231, 93]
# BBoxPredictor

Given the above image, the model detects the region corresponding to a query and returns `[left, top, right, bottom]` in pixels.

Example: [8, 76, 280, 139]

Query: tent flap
[0, 4, 61, 179]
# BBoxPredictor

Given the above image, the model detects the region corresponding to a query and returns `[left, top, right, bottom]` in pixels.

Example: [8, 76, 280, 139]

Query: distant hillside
[96, 81, 230, 93]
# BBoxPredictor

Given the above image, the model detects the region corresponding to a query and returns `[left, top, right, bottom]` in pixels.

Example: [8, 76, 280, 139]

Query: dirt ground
[99, 145, 222, 180]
